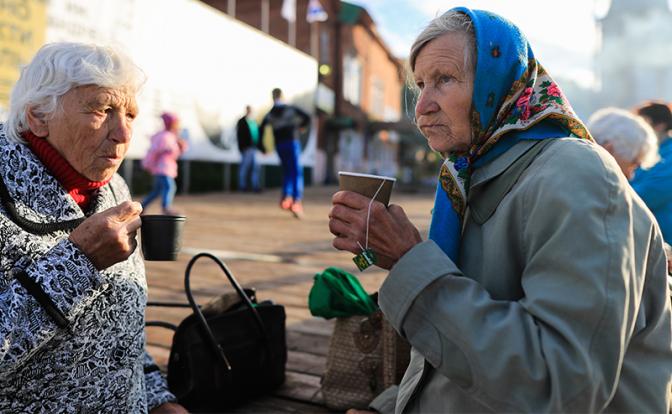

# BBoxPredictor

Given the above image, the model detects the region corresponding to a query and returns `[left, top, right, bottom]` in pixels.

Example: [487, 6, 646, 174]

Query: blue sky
[347, 0, 603, 87]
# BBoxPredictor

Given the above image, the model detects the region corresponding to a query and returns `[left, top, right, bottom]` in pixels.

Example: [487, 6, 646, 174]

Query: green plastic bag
[308, 267, 378, 319]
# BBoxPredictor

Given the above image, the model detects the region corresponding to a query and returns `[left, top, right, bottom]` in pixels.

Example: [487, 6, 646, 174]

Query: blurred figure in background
[141, 112, 188, 215]
[631, 101, 672, 241]
[259, 88, 310, 218]
[587, 107, 659, 180]
[236, 105, 265, 192]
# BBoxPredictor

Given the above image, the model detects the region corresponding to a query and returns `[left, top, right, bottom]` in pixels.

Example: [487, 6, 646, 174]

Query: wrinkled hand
[69, 201, 142, 270]
[329, 191, 422, 270]
[149, 402, 189, 413]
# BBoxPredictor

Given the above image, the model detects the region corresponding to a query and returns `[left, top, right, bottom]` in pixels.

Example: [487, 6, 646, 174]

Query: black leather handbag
[147, 253, 287, 412]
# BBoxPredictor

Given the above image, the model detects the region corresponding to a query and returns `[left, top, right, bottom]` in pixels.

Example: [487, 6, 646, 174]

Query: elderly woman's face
[33, 85, 137, 181]
[601, 142, 643, 181]
[414, 33, 473, 154]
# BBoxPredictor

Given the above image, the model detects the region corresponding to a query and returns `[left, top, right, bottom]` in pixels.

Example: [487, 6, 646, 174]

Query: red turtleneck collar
[22, 131, 110, 210]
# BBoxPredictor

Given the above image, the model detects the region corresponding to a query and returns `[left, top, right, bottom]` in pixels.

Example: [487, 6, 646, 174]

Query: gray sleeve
[379, 149, 656, 412]
[0, 238, 104, 376]
[369, 385, 398, 414]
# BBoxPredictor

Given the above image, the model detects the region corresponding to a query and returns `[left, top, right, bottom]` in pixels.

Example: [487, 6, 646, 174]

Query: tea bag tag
[353, 248, 377, 271]
[351, 180, 386, 272]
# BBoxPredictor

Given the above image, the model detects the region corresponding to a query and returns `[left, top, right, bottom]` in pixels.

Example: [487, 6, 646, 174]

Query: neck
[22, 131, 110, 209]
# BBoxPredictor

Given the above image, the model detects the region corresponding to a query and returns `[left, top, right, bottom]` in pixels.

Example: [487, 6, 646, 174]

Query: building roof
[339, 1, 401, 70]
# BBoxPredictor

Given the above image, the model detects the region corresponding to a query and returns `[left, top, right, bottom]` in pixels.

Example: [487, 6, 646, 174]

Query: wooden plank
[286, 350, 326, 377]
[287, 330, 330, 357]
[273, 371, 324, 404]
[288, 317, 334, 336]
[230, 395, 335, 413]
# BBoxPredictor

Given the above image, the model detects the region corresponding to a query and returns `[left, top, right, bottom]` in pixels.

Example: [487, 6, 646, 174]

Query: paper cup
[140, 215, 186, 261]
[338, 171, 396, 206]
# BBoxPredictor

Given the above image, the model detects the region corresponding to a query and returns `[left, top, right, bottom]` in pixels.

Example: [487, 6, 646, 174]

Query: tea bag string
[357, 180, 386, 252]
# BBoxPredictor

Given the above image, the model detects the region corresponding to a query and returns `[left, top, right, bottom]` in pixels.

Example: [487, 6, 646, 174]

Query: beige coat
[371, 139, 672, 413]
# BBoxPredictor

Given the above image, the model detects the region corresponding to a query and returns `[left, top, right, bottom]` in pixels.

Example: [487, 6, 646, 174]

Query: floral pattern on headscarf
[429, 7, 592, 260]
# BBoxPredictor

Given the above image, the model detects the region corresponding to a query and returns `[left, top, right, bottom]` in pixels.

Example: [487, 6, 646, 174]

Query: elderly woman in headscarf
[329, 8, 672, 414]
[0, 43, 187, 413]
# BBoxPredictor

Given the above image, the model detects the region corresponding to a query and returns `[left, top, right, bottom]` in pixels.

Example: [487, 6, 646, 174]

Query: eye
[415, 81, 424, 90]
[438, 74, 454, 84]
[94, 106, 112, 115]
[126, 112, 137, 121]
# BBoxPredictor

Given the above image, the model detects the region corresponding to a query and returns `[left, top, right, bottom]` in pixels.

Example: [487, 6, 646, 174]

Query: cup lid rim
[140, 214, 186, 220]
[337, 171, 396, 181]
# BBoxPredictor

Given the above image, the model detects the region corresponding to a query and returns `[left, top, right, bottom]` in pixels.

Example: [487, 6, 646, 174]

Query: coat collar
[469, 139, 540, 189]
[0, 126, 116, 224]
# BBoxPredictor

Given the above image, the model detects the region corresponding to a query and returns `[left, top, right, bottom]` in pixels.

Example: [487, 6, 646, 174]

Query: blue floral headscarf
[427, 7, 592, 261]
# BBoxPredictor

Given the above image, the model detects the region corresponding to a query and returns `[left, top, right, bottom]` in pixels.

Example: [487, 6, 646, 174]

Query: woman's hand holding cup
[329, 190, 422, 270]
[69, 201, 142, 270]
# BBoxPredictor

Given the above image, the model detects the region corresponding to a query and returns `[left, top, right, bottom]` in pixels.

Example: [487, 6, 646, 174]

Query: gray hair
[6, 42, 145, 143]
[588, 107, 660, 169]
[409, 11, 476, 74]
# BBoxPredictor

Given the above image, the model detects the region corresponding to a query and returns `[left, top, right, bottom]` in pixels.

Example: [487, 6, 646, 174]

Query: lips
[419, 124, 449, 134]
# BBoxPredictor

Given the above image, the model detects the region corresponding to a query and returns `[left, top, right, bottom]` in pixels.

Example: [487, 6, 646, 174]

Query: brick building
[200, 0, 406, 183]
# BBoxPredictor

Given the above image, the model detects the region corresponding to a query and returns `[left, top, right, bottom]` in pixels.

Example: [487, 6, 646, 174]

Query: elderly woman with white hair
[588, 107, 659, 180]
[0, 43, 186, 413]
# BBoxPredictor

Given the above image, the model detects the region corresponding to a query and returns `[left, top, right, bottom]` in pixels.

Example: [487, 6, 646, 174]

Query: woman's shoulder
[532, 138, 622, 182]
[517, 137, 628, 206]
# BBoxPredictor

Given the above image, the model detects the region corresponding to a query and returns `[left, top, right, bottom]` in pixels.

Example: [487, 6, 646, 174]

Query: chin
[427, 136, 469, 155]
[85, 168, 117, 182]
[426, 137, 452, 154]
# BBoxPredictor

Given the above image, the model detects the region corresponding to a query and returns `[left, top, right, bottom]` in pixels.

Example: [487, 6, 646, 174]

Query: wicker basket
[321, 310, 411, 410]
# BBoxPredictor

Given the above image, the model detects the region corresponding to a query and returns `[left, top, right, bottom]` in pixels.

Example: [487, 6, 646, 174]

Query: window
[343, 54, 362, 105]
[370, 76, 385, 118]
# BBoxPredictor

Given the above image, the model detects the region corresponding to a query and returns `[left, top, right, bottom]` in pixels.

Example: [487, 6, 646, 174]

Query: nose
[415, 89, 439, 118]
[109, 113, 133, 144]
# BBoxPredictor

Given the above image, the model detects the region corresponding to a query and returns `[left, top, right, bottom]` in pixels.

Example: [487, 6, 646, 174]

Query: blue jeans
[142, 175, 176, 210]
[238, 148, 260, 191]
[276, 140, 303, 201]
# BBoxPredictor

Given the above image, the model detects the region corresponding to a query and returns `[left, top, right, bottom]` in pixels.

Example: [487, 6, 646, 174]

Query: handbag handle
[183, 252, 273, 374]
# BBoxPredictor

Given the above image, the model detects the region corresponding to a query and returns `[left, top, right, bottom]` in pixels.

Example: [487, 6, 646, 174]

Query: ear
[25, 106, 49, 137]
[602, 141, 615, 155]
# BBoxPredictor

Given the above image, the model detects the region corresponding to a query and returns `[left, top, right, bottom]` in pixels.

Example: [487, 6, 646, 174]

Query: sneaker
[280, 197, 293, 210]
[290, 201, 304, 219]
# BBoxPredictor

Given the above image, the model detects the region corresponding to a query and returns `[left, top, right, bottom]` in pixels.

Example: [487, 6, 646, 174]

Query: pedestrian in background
[587, 107, 659, 180]
[259, 88, 310, 218]
[237, 105, 265, 192]
[141, 112, 188, 215]
[630, 101, 672, 241]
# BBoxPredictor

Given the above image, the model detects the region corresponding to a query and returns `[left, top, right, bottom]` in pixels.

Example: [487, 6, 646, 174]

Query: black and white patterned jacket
[0, 125, 175, 412]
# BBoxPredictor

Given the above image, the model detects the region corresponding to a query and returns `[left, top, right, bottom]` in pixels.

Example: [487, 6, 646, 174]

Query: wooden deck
[141, 186, 433, 413]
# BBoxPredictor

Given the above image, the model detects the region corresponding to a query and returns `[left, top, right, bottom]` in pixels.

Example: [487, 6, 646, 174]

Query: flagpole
[289, 4, 296, 47]
[310, 22, 318, 58]
[262, 0, 269, 33]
